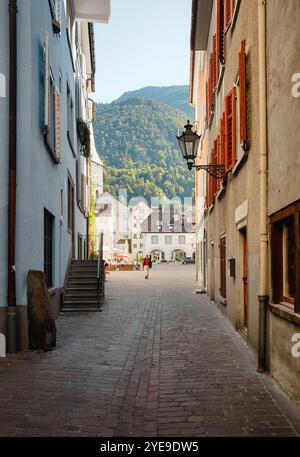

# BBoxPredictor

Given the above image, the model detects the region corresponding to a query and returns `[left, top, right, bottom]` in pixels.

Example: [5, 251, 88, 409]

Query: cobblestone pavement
[0, 264, 300, 437]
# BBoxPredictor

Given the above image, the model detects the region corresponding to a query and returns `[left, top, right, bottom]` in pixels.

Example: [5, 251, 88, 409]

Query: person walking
[143, 255, 152, 279]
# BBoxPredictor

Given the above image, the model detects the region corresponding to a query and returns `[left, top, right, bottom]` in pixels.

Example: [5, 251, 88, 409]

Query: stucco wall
[267, 0, 300, 216]
[270, 311, 300, 407]
[204, 0, 260, 350]
[0, 1, 89, 347]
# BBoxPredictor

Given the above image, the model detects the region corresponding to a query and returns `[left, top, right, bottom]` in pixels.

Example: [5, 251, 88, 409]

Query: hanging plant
[77, 118, 91, 158]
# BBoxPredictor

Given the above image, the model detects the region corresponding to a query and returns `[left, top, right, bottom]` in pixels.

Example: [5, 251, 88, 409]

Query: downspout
[257, 0, 268, 372]
[7, 0, 18, 353]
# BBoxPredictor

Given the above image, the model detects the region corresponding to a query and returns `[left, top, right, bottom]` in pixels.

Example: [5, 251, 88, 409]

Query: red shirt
[144, 257, 150, 266]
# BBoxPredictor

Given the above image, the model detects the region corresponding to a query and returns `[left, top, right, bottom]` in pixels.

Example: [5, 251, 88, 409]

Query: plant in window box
[77, 119, 91, 158]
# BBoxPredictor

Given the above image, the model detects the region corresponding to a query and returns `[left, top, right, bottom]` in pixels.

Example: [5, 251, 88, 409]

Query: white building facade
[0, 0, 110, 352]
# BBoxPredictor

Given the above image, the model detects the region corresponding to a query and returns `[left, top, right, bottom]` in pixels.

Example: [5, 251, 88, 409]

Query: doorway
[240, 228, 248, 331]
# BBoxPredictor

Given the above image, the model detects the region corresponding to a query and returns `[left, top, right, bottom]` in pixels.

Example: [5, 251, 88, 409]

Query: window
[165, 236, 172, 245]
[133, 234, 138, 239]
[133, 244, 137, 249]
[220, 237, 227, 299]
[271, 202, 300, 313]
[44, 209, 54, 288]
[151, 236, 158, 245]
[225, 87, 237, 171]
[67, 83, 75, 152]
[179, 236, 186, 245]
[140, 234, 143, 239]
[68, 176, 74, 233]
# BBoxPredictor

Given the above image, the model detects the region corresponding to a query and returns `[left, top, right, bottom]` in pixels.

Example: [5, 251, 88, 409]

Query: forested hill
[93, 96, 195, 202]
[116, 85, 194, 120]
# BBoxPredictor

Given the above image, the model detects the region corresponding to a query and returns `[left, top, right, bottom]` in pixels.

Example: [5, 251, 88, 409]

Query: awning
[73, 0, 111, 23]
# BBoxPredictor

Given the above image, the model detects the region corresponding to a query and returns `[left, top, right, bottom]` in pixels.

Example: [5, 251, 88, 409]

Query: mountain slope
[93, 97, 195, 202]
[116, 85, 194, 120]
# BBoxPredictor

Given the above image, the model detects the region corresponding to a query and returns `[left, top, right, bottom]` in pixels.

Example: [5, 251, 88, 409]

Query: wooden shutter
[221, 113, 226, 166]
[217, 134, 222, 190]
[224, 0, 231, 31]
[209, 53, 213, 109]
[44, 32, 50, 130]
[239, 39, 247, 146]
[205, 82, 209, 129]
[217, 0, 225, 63]
[213, 35, 219, 89]
[220, 237, 227, 298]
[213, 139, 218, 196]
[225, 88, 236, 171]
[54, 88, 62, 160]
[55, 0, 61, 27]
[231, 0, 235, 17]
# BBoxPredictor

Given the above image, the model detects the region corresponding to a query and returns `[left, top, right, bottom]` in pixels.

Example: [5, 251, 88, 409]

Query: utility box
[229, 258, 236, 279]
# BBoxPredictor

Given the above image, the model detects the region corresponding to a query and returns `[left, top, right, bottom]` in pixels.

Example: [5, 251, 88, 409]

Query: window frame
[271, 201, 300, 314]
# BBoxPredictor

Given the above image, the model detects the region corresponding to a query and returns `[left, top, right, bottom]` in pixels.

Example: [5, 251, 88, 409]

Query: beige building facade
[190, 0, 300, 406]
[266, 0, 300, 407]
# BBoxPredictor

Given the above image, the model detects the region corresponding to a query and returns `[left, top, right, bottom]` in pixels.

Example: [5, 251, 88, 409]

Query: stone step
[71, 260, 98, 266]
[63, 300, 100, 307]
[65, 285, 98, 291]
[67, 279, 98, 284]
[64, 295, 99, 302]
[61, 307, 102, 312]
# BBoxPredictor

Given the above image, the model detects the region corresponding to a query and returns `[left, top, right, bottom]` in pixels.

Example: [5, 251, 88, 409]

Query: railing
[97, 232, 105, 311]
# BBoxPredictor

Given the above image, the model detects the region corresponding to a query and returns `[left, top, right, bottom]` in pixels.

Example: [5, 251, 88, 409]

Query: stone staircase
[61, 260, 104, 312]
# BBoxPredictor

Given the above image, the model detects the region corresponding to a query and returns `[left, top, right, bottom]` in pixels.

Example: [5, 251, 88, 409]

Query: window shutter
[213, 35, 219, 89]
[213, 139, 218, 196]
[54, 88, 62, 161]
[217, 134, 222, 191]
[217, 0, 225, 63]
[221, 113, 226, 166]
[44, 32, 50, 130]
[225, 88, 236, 171]
[224, 0, 231, 31]
[231, 0, 235, 17]
[209, 150, 214, 204]
[55, 0, 61, 27]
[205, 82, 209, 129]
[239, 39, 247, 146]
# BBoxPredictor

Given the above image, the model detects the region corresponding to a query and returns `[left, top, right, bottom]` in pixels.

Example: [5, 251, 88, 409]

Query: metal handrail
[97, 232, 104, 311]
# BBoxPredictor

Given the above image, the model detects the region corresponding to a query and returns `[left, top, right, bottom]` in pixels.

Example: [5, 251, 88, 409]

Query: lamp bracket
[192, 164, 226, 179]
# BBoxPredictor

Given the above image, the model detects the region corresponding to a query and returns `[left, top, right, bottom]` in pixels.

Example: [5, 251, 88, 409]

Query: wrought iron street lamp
[177, 121, 226, 179]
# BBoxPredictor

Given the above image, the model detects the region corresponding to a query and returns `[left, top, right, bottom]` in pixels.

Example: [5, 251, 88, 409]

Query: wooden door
[242, 229, 248, 329]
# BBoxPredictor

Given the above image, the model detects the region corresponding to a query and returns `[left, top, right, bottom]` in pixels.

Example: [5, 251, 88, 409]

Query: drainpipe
[257, 0, 268, 372]
[7, 0, 18, 354]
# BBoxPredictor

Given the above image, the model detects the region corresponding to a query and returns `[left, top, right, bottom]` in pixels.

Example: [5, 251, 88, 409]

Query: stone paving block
[0, 265, 299, 437]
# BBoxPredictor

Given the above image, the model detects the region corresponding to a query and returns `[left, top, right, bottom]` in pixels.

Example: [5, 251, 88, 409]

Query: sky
[93, 0, 192, 103]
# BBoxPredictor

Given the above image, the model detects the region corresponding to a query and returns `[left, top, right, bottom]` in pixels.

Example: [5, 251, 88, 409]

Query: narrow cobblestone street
[0, 264, 300, 437]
